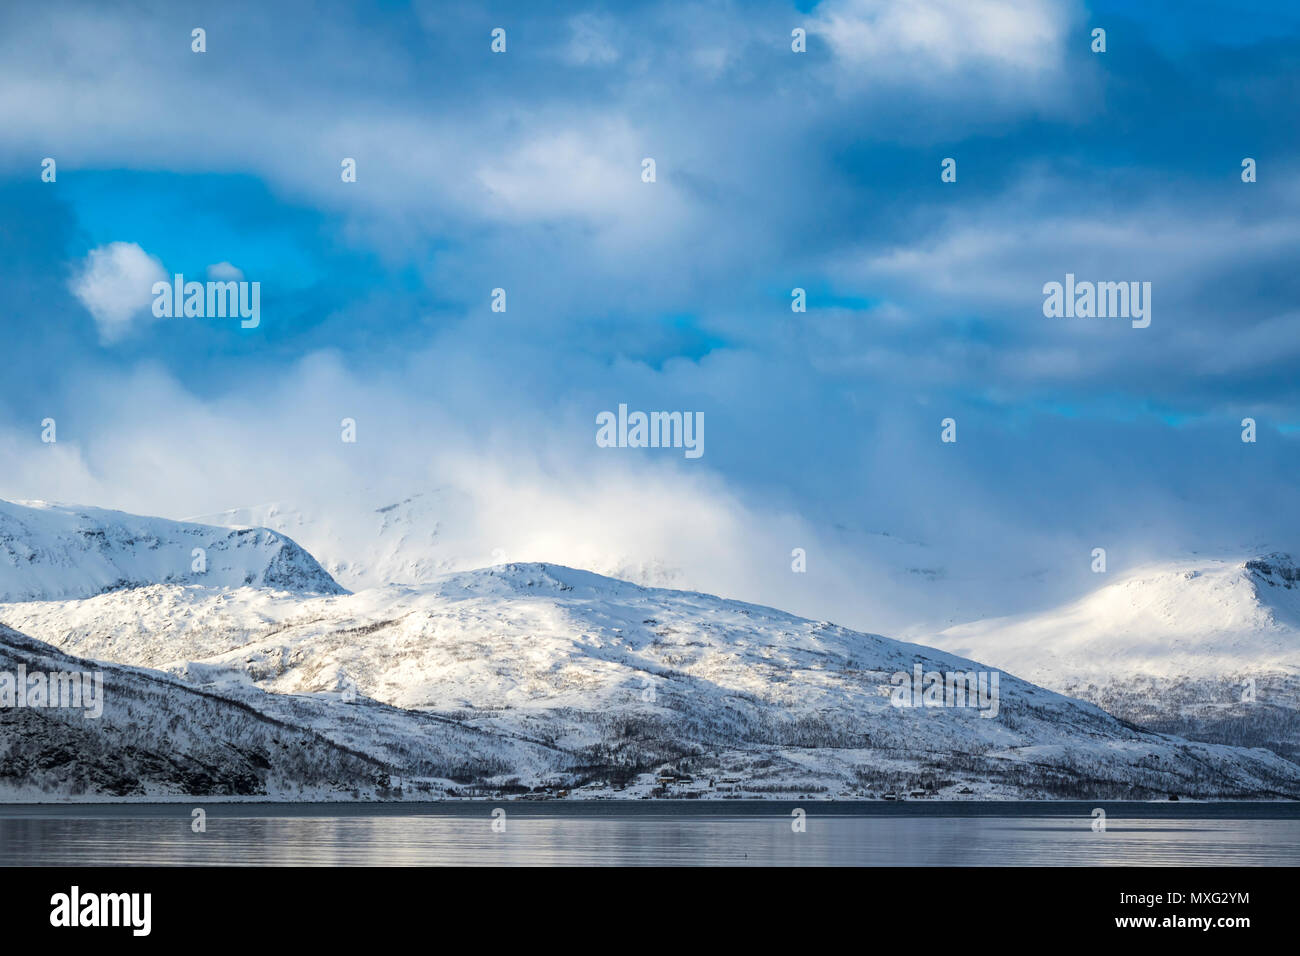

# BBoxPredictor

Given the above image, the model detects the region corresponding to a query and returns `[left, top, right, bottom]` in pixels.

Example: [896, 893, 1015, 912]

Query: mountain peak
[431, 561, 641, 598]
[934, 551, 1300, 683]
[0, 498, 344, 602]
[1246, 552, 1300, 589]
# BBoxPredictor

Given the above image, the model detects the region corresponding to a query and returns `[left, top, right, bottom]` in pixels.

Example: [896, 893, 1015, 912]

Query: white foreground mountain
[932, 554, 1300, 761]
[0, 622, 395, 800]
[4, 548, 1300, 800]
[0, 499, 343, 601]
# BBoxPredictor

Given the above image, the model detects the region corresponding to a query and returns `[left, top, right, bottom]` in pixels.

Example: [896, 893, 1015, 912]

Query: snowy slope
[186, 495, 1029, 627]
[185, 494, 458, 592]
[932, 554, 1300, 759]
[0, 498, 344, 601]
[935, 554, 1300, 682]
[185, 492, 695, 593]
[0, 623, 394, 800]
[6, 561, 1300, 799]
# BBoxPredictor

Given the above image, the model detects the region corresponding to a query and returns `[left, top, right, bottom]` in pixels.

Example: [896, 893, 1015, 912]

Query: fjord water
[3, 802, 1297, 866]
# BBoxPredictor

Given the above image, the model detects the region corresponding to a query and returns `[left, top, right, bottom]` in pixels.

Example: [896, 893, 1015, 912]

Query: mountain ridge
[3, 547, 1299, 799]
[931, 553, 1300, 761]
[0, 498, 345, 602]
[3, 497, 1299, 800]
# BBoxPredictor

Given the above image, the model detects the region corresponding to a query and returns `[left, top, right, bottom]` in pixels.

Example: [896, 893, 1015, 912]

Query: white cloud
[843, 198, 1300, 315]
[68, 242, 167, 344]
[561, 13, 619, 66]
[474, 119, 688, 236]
[0, 354, 872, 626]
[207, 262, 244, 281]
[811, 0, 1068, 80]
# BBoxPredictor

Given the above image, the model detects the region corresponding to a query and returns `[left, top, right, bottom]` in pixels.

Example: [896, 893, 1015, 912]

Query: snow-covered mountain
[5, 554, 1300, 800]
[0, 622, 394, 800]
[185, 494, 1040, 628]
[187, 491, 694, 593]
[932, 554, 1300, 761]
[186, 493, 460, 592]
[0, 498, 344, 601]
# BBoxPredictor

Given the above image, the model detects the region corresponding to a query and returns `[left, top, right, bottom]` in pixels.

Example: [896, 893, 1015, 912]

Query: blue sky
[1, 0, 1298, 631]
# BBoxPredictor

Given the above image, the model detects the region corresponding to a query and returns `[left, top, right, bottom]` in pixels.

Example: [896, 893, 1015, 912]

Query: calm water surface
[2, 802, 1297, 866]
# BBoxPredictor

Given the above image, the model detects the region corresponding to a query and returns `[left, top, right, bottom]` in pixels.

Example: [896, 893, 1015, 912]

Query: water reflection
[2, 809, 1296, 866]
